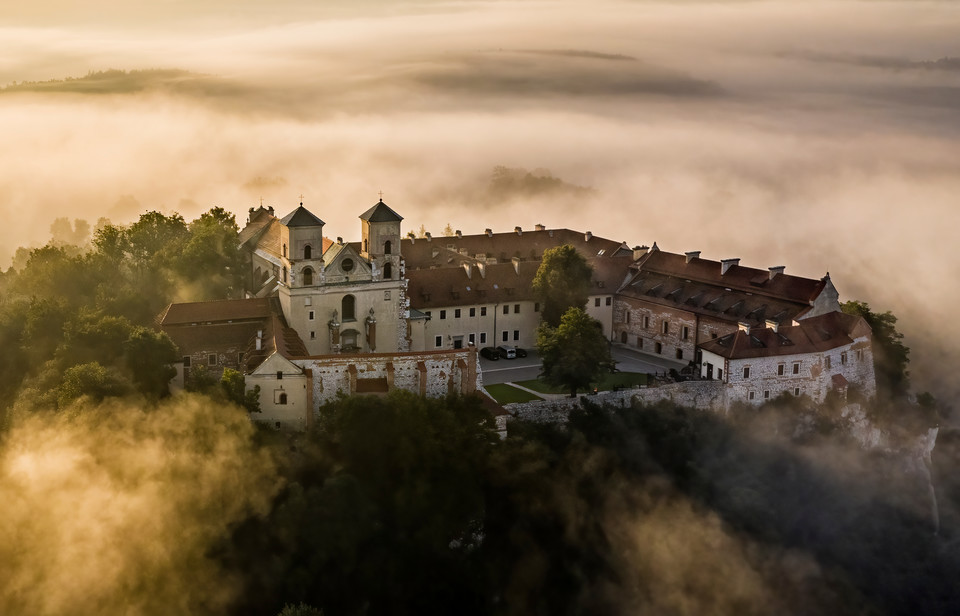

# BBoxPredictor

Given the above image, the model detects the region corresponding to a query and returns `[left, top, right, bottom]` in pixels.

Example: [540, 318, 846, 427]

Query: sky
[1, 0, 958, 400]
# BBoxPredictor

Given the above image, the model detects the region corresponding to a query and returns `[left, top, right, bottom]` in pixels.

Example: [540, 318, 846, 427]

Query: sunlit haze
[2, 0, 959, 398]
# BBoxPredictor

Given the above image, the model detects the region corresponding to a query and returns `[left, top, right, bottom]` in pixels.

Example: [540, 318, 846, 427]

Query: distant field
[484, 383, 543, 404]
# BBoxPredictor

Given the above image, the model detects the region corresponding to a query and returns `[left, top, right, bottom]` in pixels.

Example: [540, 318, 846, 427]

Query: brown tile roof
[618, 250, 831, 326]
[698, 311, 870, 359]
[401, 228, 630, 271]
[158, 298, 274, 326]
[242, 314, 309, 371]
[158, 297, 308, 371]
[406, 254, 626, 310]
[407, 260, 539, 309]
[635, 250, 825, 304]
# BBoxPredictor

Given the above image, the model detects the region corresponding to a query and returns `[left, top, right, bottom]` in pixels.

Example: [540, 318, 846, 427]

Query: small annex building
[698, 311, 876, 404]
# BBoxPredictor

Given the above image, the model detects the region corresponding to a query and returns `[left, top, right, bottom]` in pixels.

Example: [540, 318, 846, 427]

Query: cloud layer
[0, 0, 958, 398]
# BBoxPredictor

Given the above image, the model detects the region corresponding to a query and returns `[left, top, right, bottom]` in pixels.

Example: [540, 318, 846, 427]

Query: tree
[532, 244, 593, 327]
[221, 368, 261, 413]
[123, 326, 178, 399]
[841, 301, 910, 398]
[537, 307, 614, 397]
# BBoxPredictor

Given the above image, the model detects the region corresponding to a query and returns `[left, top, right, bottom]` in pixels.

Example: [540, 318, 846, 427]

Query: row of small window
[435, 330, 520, 347]
[626, 314, 691, 339]
[741, 363, 802, 379]
[825, 350, 863, 369]
[429, 304, 537, 320]
[748, 388, 802, 400]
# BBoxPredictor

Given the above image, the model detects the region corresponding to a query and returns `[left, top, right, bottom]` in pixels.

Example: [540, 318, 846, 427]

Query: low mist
[0, 395, 278, 615]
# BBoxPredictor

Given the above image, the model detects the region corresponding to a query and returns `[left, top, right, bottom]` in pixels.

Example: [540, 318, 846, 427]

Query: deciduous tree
[532, 244, 593, 327]
[842, 300, 910, 398]
[537, 307, 613, 397]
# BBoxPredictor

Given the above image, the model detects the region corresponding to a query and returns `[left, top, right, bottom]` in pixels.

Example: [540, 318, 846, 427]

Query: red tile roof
[698, 312, 870, 359]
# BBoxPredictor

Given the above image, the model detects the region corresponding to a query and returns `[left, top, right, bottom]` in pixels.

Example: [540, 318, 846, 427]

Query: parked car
[515, 347, 528, 358]
[496, 345, 517, 359]
[479, 346, 500, 360]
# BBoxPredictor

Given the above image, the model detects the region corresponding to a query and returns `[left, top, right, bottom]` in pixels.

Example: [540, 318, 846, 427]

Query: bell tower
[359, 196, 402, 282]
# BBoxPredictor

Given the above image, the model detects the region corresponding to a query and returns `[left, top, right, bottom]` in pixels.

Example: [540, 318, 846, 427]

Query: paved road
[479, 344, 687, 386]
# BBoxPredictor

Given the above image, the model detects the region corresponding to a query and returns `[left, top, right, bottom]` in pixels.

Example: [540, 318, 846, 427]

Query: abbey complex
[157, 199, 876, 429]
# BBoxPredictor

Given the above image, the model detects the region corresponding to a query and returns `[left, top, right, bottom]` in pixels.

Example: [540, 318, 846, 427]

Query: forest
[0, 211, 957, 615]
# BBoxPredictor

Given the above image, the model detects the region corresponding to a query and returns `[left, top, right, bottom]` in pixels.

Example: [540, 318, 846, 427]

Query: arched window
[304, 245, 312, 259]
[363, 239, 368, 253]
[383, 262, 392, 280]
[283, 243, 287, 258]
[302, 267, 313, 286]
[384, 240, 392, 255]
[282, 267, 287, 283]
[278, 393, 288, 405]
[342, 294, 356, 321]
[620, 331, 627, 343]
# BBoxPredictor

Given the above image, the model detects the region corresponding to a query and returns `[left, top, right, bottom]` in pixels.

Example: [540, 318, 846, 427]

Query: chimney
[511, 256, 521, 275]
[633, 245, 648, 260]
[515, 226, 522, 235]
[462, 262, 472, 279]
[268, 206, 274, 215]
[425, 232, 432, 242]
[769, 266, 785, 280]
[476, 261, 486, 278]
[455, 230, 462, 238]
[584, 231, 593, 241]
[535, 223, 545, 231]
[721, 258, 740, 275]
[649, 242, 659, 252]
[685, 251, 701, 264]
[336, 236, 343, 245]
[738, 321, 751, 335]
[765, 319, 779, 332]
[485, 228, 493, 237]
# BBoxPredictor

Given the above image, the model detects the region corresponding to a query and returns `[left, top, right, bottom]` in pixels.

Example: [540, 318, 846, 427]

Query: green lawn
[484, 383, 544, 404]
[596, 371, 649, 390]
[516, 372, 649, 394]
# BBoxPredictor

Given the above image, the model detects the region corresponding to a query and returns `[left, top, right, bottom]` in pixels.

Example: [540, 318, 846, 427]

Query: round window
[341, 258, 354, 273]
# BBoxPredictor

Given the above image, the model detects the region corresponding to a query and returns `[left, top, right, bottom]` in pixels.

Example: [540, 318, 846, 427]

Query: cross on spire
[299, 193, 304, 206]
[260, 196, 264, 207]
[378, 190, 384, 202]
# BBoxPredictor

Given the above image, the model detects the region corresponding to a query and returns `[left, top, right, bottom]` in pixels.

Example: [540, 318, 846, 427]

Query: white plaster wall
[422, 300, 540, 350]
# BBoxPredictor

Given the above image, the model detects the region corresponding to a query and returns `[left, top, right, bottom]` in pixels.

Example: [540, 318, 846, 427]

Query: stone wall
[294, 348, 480, 409]
[506, 381, 728, 423]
